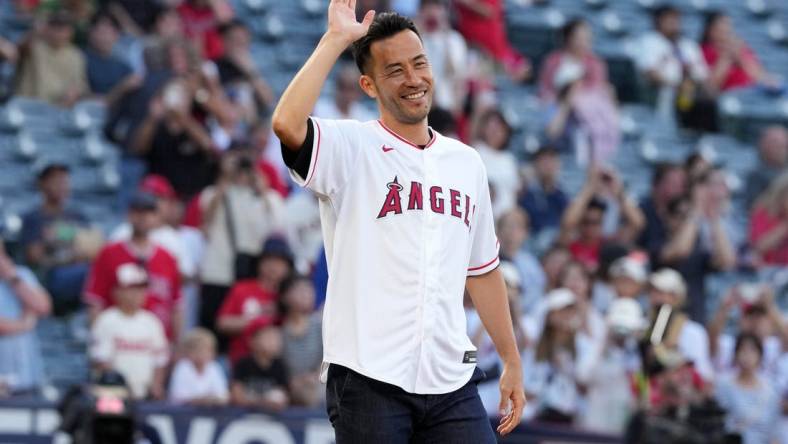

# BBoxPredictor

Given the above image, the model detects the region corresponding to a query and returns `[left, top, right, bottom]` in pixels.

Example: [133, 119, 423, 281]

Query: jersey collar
[377, 120, 437, 150]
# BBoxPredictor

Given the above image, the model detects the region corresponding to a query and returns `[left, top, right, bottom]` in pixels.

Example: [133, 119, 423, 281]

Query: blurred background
[0, 0, 786, 443]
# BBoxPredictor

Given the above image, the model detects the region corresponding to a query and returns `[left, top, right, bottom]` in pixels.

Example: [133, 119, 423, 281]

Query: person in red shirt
[700, 12, 773, 92]
[177, 0, 233, 60]
[217, 237, 294, 363]
[559, 166, 646, 272]
[83, 192, 182, 340]
[749, 172, 788, 266]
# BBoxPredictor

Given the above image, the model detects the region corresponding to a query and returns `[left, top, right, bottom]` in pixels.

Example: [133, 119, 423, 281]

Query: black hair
[277, 274, 313, 315]
[734, 333, 763, 362]
[652, 161, 682, 188]
[700, 10, 726, 45]
[561, 19, 587, 47]
[218, 18, 248, 37]
[427, 107, 456, 135]
[351, 12, 421, 75]
[89, 8, 121, 30]
[478, 108, 512, 149]
[652, 4, 680, 26]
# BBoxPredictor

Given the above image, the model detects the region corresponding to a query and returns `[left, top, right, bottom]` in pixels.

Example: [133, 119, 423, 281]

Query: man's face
[659, 168, 687, 202]
[361, 30, 433, 125]
[128, 208, 159, 236]
[113, 285, 147, 311]
[535, 153, 561, 183]
[760, 127, 788, 167]
[40, 171, 70, 204]
[90, 18, 118, 55]
[45, 23, 74, 47]
[579, 207, 604, 241]
[657, 12, 681, 40]
[419, 3, 447, 33]
[258, 256, 291, 287]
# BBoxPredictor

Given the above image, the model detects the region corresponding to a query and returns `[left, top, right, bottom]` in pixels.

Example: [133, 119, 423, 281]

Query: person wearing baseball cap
[610, 254, 649, 300]
[89, 263, 169, 399]
[647, 268, 714, 382]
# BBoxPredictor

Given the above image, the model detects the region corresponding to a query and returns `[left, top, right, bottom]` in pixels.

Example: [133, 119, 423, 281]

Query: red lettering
[464, 195, 471, 227]
[407, 181, 423, 210]
[449, 190, 462, 218]
[429, 186, 444, 214]
[377, 177, 404, 218]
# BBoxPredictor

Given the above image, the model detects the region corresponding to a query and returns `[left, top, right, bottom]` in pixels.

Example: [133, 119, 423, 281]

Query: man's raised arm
[272, 0, 375, 149]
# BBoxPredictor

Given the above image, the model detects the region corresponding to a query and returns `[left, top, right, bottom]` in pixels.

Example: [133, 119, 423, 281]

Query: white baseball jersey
[288, 116, 499, 394]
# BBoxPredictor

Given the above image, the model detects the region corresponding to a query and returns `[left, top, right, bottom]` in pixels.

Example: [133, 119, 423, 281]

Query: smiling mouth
[402, 91, 426, 100]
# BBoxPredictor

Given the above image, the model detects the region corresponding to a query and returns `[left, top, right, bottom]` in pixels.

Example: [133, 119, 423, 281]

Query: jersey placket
[413, 147, 442, 392]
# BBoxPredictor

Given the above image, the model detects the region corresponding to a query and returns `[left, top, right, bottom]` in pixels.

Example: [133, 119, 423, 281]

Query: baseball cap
[649, 269, 686, 300]
[116, 263, 148, 288]
[607, 298, 647, 333]
[128, 191, 158, 212]
[260, 236, 294, 265]
[610, 256, 648, 283]
[140, 175, 177, 199]
[499, 261, 521, 288]
[545, 288, 576, 312]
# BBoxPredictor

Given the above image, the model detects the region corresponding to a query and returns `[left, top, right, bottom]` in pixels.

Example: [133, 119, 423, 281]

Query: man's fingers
[348, 0, 356, 11]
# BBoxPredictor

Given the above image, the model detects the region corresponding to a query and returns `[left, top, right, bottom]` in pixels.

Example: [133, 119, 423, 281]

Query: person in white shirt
[312, 64, 376, 122]
[648, 268, 714, 382]
[417, 0, 469, 114]
[634, 5, 710, 124]
[168, 328, 229, 406]
[474, 108, 520, 217]
[90, 263, 169, 399]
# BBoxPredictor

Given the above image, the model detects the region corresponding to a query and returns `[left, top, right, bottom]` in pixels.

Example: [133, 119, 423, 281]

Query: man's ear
[359, 74, 377, 99]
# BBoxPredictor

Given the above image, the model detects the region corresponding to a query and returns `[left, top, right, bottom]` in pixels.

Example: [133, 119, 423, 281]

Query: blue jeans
[326, 364, 496, 444]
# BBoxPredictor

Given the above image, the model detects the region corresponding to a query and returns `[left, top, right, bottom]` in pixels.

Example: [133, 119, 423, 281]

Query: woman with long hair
[749, 172, 788, 266]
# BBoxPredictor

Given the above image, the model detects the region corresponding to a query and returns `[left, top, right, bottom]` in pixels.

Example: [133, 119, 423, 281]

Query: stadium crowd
[0, 0, 786, 442]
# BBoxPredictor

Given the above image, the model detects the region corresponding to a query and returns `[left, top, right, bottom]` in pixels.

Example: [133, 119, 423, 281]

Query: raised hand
[327, 0, 375, 46]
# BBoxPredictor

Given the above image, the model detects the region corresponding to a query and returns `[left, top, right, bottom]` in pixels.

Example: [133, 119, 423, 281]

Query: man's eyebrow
[383, 62, 403, 71]
[412, 54, 427, 62]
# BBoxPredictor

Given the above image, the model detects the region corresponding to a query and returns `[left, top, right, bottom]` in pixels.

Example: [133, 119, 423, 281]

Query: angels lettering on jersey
[377, 176, 475, 231]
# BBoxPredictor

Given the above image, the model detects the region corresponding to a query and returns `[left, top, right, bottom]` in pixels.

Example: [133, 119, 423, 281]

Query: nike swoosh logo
[382, 145, 395, 153]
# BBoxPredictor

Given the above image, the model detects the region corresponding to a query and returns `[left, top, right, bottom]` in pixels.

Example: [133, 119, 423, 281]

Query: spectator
[538, 19, 610, 103]
[417, 0, 469, 114]
[523, 288, 594, 423]
[250, 120, 289, 198]
[20, 163, 99, 314]
[638, 162, 687, 252]
[559, 166, 645, 272]
[700, 12, 775, 93]
[200, 151, 286, 339]
[84, 10, 140, 105]
[168, 328, 228, 406]
[744, 126, 788, 208]
[593, 253, 649, 314]
[707, 284, 788, 375]
[216, 237, 293, 363]
[89, 262, 168, 399]
[542, 57, 620, 163]
[280, 275, 323, 407]
[647, 268, 714, 382]
[541, 246, 571, 292]
[557, 261, 606, 345]
[579, 298, 646, 433]
[473, 109, 519, 216]
[715, 334, 781, 444]
[0, 239, 51, 397]
[454, 0, 530, 81]
[230, 324, 290, 411]
[497, 208, 545, 312]
[129, 39, 225, 199]
[111, 175, 196, 280]
[15, 11, 88, 106]
[519, 146, 569, 238]
[635, 5, 713, 129]
[177, 0, 233, 60]
[749, 171, 788, 266]
[313, 64, 375, 121]
[215, 19, 274, 121]
[84, 192, 182, 340]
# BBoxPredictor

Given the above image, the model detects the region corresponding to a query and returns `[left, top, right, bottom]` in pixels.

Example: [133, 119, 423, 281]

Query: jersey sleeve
[89, 314, 113, 363]
[83, 247, 113, 308]
[467, 170, 500, 276]
[281, 117, 361, 199]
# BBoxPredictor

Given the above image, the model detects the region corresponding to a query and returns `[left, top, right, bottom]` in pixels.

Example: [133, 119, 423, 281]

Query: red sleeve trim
[303, 118, 322, 188]
[468, 255, 499, 271]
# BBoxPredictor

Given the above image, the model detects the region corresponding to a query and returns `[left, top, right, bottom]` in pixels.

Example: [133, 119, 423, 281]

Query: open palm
[328, 0, 375, 44]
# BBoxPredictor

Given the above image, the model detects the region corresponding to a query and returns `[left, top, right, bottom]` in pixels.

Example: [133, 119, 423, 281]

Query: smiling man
[272, 1, 524, 442]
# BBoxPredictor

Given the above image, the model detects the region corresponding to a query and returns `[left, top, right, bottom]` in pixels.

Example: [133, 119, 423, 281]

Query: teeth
[404, 91, 425, 100]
